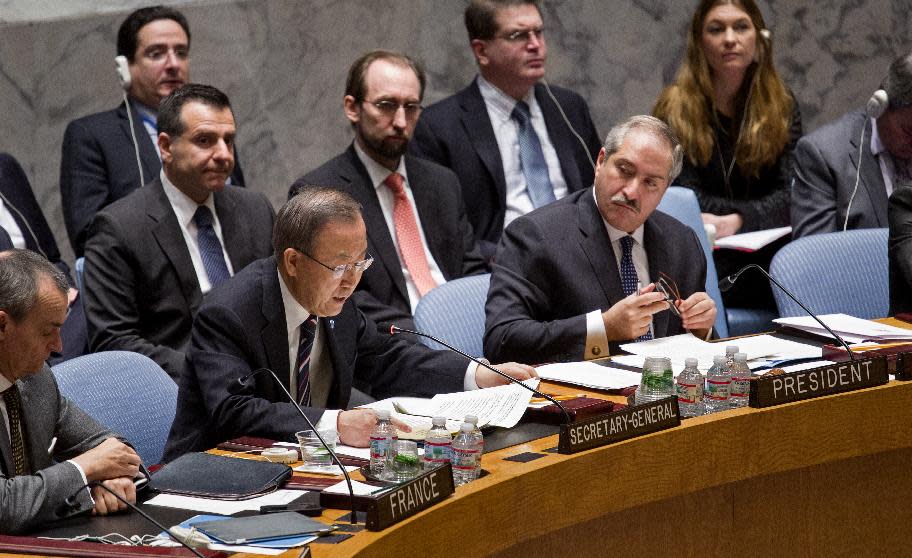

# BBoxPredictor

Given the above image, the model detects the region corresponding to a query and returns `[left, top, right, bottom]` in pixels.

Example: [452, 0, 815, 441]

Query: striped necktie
[3, 385, 29, 476]
[296, 316, 318, 405]
[619, 235, 652, 341]
[512, 100, 556, 208]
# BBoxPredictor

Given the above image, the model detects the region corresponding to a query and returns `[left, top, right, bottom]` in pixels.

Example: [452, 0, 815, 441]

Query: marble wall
[0, 0, 909, 265]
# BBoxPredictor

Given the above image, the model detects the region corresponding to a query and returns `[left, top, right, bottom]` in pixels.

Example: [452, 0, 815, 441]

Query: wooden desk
[284, 378, 912, 558]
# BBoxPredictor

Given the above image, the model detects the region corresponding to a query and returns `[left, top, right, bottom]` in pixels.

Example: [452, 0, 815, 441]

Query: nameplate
[557, 397, 680, 454]
[364, 463, 455, 531]
[749, 357, 888, 408]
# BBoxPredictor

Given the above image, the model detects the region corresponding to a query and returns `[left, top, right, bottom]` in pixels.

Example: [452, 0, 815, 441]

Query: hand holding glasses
[654, 272, 682, 318]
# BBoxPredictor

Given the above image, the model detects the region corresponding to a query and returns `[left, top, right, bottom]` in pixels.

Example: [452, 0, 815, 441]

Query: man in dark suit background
[60, 6, 245, 257]
[485, 116, 717, 363]
[164, 188, 535, 460]
[792, 52, 912, 238]
[411, 0, 601, 259]
[0, 249, 141, 534]
[291, 50, 486, 330]
[83, 84, 274, 379]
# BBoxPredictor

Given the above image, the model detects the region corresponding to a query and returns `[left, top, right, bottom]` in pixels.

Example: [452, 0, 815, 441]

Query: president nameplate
[749, 357, 888, 408]
[365, 463, 455, 531]
[558, 396, 680, 454]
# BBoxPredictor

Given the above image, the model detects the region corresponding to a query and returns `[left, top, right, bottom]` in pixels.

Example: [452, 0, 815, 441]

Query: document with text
[393, 379, 539, 428]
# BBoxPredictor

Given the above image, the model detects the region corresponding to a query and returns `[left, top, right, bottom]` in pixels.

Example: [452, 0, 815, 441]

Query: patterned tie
[619, 235, 652, 341]
[511, 101, 556, 208]
[3, 385, 29, 476]
[385, 172, 438, 297]
[193, 206, 231, 288]
[295, 316, 318, 405]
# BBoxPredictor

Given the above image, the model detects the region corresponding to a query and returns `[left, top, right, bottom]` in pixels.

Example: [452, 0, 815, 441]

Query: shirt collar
[592, 187, 645, 244]
[160, 169, 216, 228]
[871, 117, 887, 157]
[277, 269, 313, 333]
[0, 373, 12, 393]
[477, 74, 536, 125]
[353, 141, 409, 192]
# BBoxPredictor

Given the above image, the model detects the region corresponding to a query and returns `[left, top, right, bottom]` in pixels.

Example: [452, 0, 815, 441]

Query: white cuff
[316, 409, 342, 433]
[585, 310, 610, 359]
[464, 361, 481, 390]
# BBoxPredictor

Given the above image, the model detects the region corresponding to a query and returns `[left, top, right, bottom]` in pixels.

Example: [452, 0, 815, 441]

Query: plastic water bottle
[704, 354, 731, 414]
[369, 410, 396, 475]
[464, 414, 484, 455]
[422, 416, 452, 470]
[725, 345, 739, 367]
[635, 356, 675, 405]
[451, 423, 481, 486]
[675, 357, 704, 417]
[729, 352, 752, 408]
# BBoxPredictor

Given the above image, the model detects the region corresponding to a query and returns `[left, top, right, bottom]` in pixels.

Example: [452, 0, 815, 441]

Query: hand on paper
[475, 362, 538, 388]
[337, 408, 412, 447]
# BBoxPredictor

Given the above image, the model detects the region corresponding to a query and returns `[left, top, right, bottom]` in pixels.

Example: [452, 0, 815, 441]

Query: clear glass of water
[385, 440, 420, 482]
[295, 430, 338, 470]
[636, 356, 675, 405]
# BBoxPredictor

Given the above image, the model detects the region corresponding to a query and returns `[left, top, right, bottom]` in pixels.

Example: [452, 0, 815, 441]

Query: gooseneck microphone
[234, 368, 357, 524]
[59, 481, 207, 558]
[382, 324, 572, 424]
[719, 264, 856, 361]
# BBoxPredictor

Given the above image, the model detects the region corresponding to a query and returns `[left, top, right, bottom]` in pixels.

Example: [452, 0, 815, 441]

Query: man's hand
[71, 438, 141, 482]
[475, 362, 537, 388]
[337, 409, 412, 447]
[602, 284, 668, 341]
[677, 292, 717, 338]
[701, 212, 743, 239]
[90, 477, 136, 516]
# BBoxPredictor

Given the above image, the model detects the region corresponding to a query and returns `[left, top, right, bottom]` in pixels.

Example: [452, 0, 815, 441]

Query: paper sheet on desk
[357, 397, 462, 439]
[536, 361, 641, 390]
[713, 226, 791, 251]
[774, 313, 912, 342]
[394, 379, 539, 428]
[145, 488, 301, 515]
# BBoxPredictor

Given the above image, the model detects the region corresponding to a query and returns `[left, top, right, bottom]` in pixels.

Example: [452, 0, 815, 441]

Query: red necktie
[385, 173, 438, 297]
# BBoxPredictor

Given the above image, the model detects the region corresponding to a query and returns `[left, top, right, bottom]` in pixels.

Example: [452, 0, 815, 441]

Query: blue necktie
[620, 236, 652, 341]
[193, 206, 230, 288]
[295, 316, 318, 405]
[512, 101, 555, 208]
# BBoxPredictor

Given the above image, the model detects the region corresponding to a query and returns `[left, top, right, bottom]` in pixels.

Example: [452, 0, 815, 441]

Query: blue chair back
[52, 351, 177, 465]
[769, 228, 889, 319]
[413, 274, 491, 357]
[657, 186, 729, 337]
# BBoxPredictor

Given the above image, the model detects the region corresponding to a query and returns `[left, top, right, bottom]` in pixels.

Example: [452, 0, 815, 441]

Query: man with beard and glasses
[484, 116, 716, 363]
[290, 50, 486, 331]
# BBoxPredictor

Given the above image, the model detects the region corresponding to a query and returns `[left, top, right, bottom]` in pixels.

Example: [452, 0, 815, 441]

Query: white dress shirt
[354, 143, 446, 311]
[160, 170, 235, 294]
[477, 75, 568, 227]
[0, 197, 25, 249]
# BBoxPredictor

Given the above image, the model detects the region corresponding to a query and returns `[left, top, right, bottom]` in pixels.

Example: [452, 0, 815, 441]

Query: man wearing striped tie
[82, 84, 275, 379]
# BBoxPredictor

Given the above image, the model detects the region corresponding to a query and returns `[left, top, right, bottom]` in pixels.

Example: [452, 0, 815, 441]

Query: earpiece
[114, 55, 131, 91]
[866, 89, 889, 119]
[759, 29, 771, 40]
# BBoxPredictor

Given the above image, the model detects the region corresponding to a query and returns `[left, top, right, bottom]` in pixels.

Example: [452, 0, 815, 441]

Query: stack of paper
[536, 361, 641, 390]
[774, 313, 912, 343]
[714, 226, 791, 251]
[393, 379, 539, 428]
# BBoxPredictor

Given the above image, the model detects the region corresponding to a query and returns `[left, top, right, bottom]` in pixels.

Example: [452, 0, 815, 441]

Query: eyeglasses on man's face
[298, 249, 374, 279]
[496, 27, 545, 44]
[361, 99, 423, 120]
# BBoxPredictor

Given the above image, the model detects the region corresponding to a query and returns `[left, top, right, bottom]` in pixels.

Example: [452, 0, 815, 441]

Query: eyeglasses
[655, 272, 682, 318]
[298, 249, 374, 279]
[496, 27, 545, 43]
[362, 100, 423, 120]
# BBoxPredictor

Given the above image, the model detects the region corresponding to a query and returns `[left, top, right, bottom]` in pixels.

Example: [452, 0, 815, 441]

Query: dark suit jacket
[163, 257, 470, 461]
[82, 177, 274, 379]
[889, 186, 912, 314]
[484, 188, 707, 363]
[411, 79, 601, 258]
[0, 365, 114, 534]
[60, 101, 246, 257]
[792, 110, 887, 238]
[290, 146, 487, 329]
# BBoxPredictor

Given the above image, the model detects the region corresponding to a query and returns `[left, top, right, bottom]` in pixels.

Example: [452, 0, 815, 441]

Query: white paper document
[713, 226, 791, 251]
[145, 488, 301, 515]
[323, 479, 386, 496]
[358, 397, 462, 439]
[774, 313, 912, 342]
[536, 361, 641, 390]
[394, 379, 539, 428]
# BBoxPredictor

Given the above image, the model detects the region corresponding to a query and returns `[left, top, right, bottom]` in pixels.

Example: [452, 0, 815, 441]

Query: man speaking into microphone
[164, 187, 534, 460]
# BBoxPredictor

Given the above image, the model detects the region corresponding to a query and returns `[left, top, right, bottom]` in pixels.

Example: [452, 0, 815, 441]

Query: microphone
[234, 368, 358, 524]
[381, 324, 572, 424]
[59, 481, 207, 558]
[719, 264, 856, 361]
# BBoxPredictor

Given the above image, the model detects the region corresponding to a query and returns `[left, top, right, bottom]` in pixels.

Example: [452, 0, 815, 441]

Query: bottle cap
[685, 357, 698, 367]
[725, 345, 739, 355]
[460, 423, 473, 433]
[734, 352, 747, 362]
[432, 416, 447, 426]
[713, 354, 726, 364]
[376, 409, 391, 420]
[464, 414, 478, 425]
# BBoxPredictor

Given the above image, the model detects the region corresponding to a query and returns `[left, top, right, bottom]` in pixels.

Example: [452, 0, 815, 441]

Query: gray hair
[274, 186, 363, 258]
[602, 115, 684, 183]
[884, 52, 912, 111]
[0, 249, 69, 321]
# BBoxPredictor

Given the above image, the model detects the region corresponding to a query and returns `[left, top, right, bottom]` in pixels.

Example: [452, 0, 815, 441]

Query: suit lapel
[643, 218, 671, 338]
[214, 191, 251, 272]
[460, 80, 507, 208]
[117, 102, 161, 185]
[535, 84, 584, 192]
[147, 179, 202, 310]
[849, 116, 889, 227]
[260, 264, 291, 384]
[577, 191, 625, 305]
[339, 147, 410, 302]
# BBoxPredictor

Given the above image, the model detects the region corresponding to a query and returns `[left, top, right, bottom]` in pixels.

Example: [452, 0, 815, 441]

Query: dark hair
[884, 52, 912, 111]
[0, 249, 68, 321]
[117, 5, 191, 62]
[157, 83, 232, 138]
[274, 187, 363, 258]
[464, 0, 541, 41]
[344, 50, 426, 102]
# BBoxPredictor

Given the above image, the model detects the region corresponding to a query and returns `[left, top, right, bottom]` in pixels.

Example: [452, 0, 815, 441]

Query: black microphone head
[377, 323, 398, 335]
[718, 274, 736, 292]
